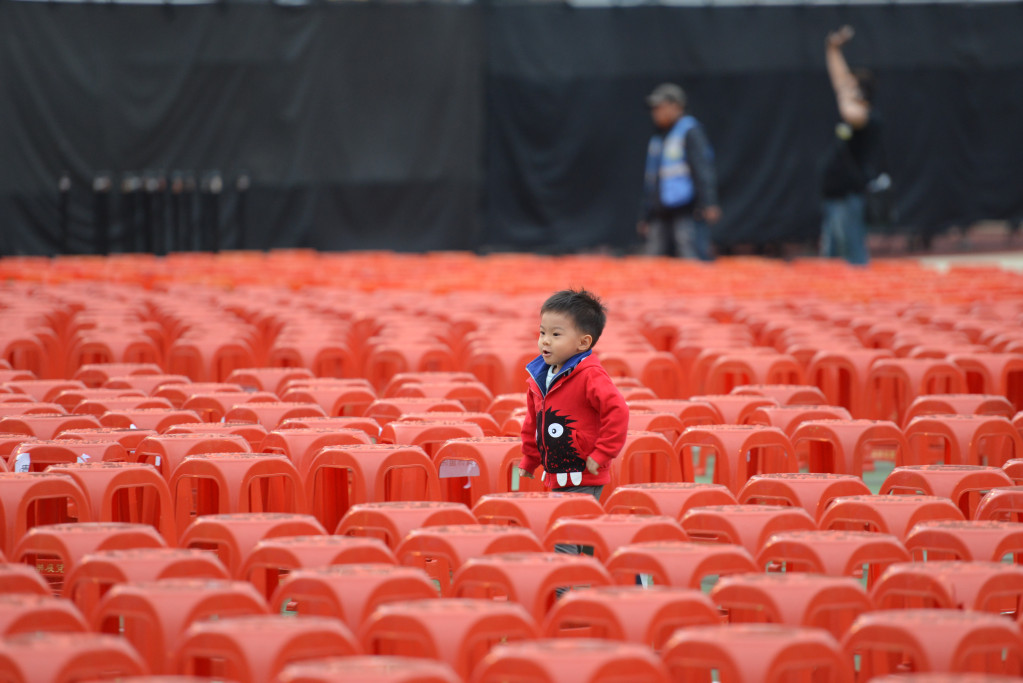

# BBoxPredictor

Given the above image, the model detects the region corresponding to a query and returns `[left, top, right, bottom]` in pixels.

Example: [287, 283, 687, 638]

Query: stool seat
[602, 481, 737, 519]
[871, 560, 1023, 614]
[277, 655, 461, 683]
[605, 540, 757, 589]
[680, 504, 817, 555]
[756, 529, 910, 588]
[543, 513, 688, 562]
[0, 631, 147, 682]
[820, 494, 966, 541]
[472, 638, 671, 683]
[674, 424, 797, 495]
[471, 492, 604, 538]
[905, 519, 1023, 562]
[739, 473, 871, 522]
[881, 464, 1014, 519]
[336, 501, 477, 549]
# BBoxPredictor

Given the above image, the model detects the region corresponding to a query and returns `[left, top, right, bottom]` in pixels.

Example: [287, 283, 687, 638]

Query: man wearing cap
[638, 83, 721, 260]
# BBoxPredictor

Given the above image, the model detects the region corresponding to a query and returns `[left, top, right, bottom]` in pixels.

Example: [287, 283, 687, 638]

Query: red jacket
[518, 351, 629, 489]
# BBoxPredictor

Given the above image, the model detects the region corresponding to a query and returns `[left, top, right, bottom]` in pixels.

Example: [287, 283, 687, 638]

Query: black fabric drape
[1, 2, 1022, 255]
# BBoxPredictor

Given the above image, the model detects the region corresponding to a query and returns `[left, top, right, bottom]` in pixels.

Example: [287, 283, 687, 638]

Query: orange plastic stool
[395, 524, 543, 596]
[72, 362, 163, 389]
[743, 404, 854, 437]
[842, 609, 1023, 678]
[903, 393, 1016, 427]
[154, 382, 246, 410]
[432, 437, 526, 506]
[62, 547, 230, 620]
[602, 482, 737, 520]
[472, 638, 671, 683]
[379, 418, 484, 458]
[625, 410, 686, 443]
[99, 408, 203, 433]
[903, 414, 1023, 467]
[360, 599, 538, 680]
[3, 379, 88, 403]
[91, 578, 268, 675]
[258, 427, 371, 471]
[712, 572, 873, 639]
[44, 462, 175, 543]
[609, 431, 688, 497]
[663, 623, 853, 683]
[9, 438, 128, 473]
[948, 352, 1023, 411]
[165, 421, 270, 451]
[364, 397, 466, 428]
[135, 432, 251, 479]
[627, 398, 724, 428]
[170, 453, 308, 532]
[336, 501, 478, 550]
[394, 381, 495, 413]
[604, 540, 757, 589]
[73, 395, 174, 417]
[225, 367, 316, 395]
[452, 551, 613, 622]
[471, 492, 603, 537]
[731, 383, 828, 405]
[281, 383, 378, 418]
[54, 387, 145, 413]
[871, 560, 1023, 614]
[807, 348, 895, 419]
[674, 424, 798, 495]
[756, 530, 910, 588]
[102, 373, 192, 396]
[974, 485, 1023, 521]
[542, 585, 719, 649]
[57, 427, 158, 457]
[905, 519, 1023, 562]
[703, 352, 807, 395]
[738, 473, 871, 522]
[222, 401, 329, 430]
[688, 393, 779, 425]
[600, 349, 684, 399]
[680, 504, 817, 555]
[278, 655, 461, 683]
[0, 631, 148, 682]
[177, 512, 326, 577]
[305, 444, 441, 532]
[1005, 458, 1023, 484]
[880, 465, 1014, 519]
[0, 563, 51, 596]
[180, 391, 279, 423]
[0, 593, 89, 636]
[790, 419, 910, 477]
[165, 337, 256, 384]
[240, 534, 397, 601]
[0, 412, 102, 440]
[819, 494, 966, 542]
[543, 513, 687, 562]
[172, 615, 360, 683]
[865, 358, 968, 424]
[277, 415, 381, 442]
[269, 564, 438, 629]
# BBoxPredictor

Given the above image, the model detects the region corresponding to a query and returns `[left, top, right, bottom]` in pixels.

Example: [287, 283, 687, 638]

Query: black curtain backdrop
[1, 1, 1022, 256]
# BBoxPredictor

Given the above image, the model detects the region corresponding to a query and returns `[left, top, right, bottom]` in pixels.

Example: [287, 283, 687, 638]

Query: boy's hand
[585, 457, 599, 475]
[516, 467, 534, 479]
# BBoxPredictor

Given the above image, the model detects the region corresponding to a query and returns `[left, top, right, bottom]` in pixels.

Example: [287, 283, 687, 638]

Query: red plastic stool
[711, 572, 874, 640]
[680, 504, 818, 555]
[394, 380, 494, 413]
[905, 519, 1023, 562]
[663, 623, 853, 683]
[948, 352, 1023, 411]
[1005, 458, 1023, 484]
[53, 387, 145, 413]
[609, 431, 687, 496]
[0, 563, 51, 596]
[865, 357, 968, 424]
[364, 397, 466, 428]
[170, 453, 308, 532]
[178, 512, 326, 577]
[10, 438, 128, 472]
[472, 638, 671, 683]
[485, 393, 528, 428]
[379, 418, 484, 458]
[703, 352, 807, 395]
[602, 482, 737, 520]
[277, 655, 460, 683]
[225, 367, 316, 395]
[0, 631, 148, 682]
[880, 465, 1014, 519]
[432, 437, 525, 507]
[0, 472, 92, 556]
[842, 609, 1023, 678]
[0, 412, 102, 440]
[45, 462, 175, 543]
[359, 599, 538, 680]
[394, 524, 543, 596]
[258, 427, 371, 471]
[269, 564, 438, 629]
[903, 393, 1016, 427]
[99, 408, 203, 434]
[731, 383, 828, 405]
[12, 521, 165, 593]
[626, 410, 686, 443]
[626, 398, 724, 428]
[281, 383, 378, 419]
[452, 551, 613, 622]
[790, 419, 910, 477]
[674, 424, 798, 495]
[605, 540, 757, 589]
[336, 501, 478, 550]
[3, 379, 88, 403]
[222, 401, 329, 430]
[101, 373, 192, 395]
[974, 485, 1023, 522]
[73, 395, 174, 417]
[756, 530, 910, 588]
[165, 421, 270, 451]
[57, 426, 158, 457]
[172, 614, 360, 683]
[135, 432, 251, 479]
[0, 593, 89, 636]
[305, 444, 441, 533]
[688, 393, 779, 425]
[153, 382, 246, 409]
[903, 414, 1023, 467]
[743, 404, 854, 436]
[63, 547, 230, 620]
[92, 578, 268, 675]
[819, 494, 966, 542]
[240, 534, 397, 601]
[871, 560, 1023, 615]
[277, 415, 381, 442]
[471, 492, 603, 537]
[180, 391, 279, 423]
[72, 362, 163, 389]
[739, 473, 871, 522]
[542, 585, 719, 649]
[543, 513, 687, 563]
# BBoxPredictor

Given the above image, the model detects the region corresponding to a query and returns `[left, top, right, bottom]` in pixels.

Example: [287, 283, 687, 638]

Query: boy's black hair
[541, 288, 607, 347]
[852, 68, 876, 104]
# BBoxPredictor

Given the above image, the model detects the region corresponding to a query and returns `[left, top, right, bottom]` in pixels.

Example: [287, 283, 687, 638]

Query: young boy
[516, 288, 629, 508]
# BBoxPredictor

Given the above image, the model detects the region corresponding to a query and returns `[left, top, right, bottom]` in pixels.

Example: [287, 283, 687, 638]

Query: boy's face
[538, 311, 592, 373]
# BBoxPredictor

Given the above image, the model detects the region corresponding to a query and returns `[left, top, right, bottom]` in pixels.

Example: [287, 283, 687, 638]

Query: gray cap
[646, 83, 686, 107]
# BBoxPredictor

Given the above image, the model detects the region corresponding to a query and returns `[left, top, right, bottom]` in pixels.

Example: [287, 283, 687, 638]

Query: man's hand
[827, 25, 854, 49]
[701, 205, 722, 224]
[585, 457, 599, 476]
[516, 467, 534, 479]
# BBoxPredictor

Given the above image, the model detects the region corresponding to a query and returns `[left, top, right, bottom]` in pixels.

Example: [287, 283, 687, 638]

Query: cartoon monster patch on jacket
[538, 407, 584, 487]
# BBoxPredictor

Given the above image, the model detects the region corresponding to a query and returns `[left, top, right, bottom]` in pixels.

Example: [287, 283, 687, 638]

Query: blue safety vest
[645, 115, 700, 209]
